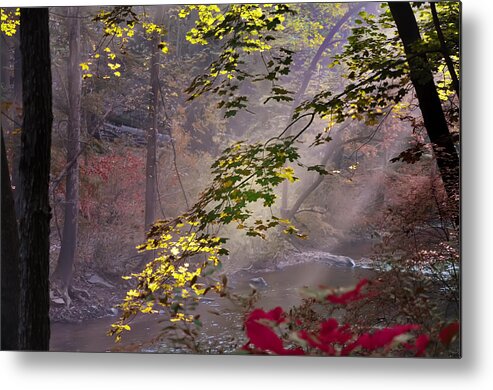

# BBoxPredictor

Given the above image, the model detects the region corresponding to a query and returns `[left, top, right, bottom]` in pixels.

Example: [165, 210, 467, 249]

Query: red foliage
[78, 152, 144, 221]
[243, 305, 427, 357]
[298, 319, 352, 355]
[439, 322, 460, 347]
[343, 324, 420, 355]
[243, 308, 304, 355]
[241, 279, 457, 357]
[404, 334, 430, 357]
[326, 279, 371, 304]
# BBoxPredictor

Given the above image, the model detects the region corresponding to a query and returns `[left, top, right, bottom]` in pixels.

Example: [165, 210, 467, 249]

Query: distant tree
[295, 2, 459, 212]
[144, 25, 161, 233]
[1, 130, 20, 350]
[285, 121, 349, 220]
[388, 2, 459, 205]
[281, 4, 362, 215]
[53, 7, 82, 306]
[17, 8, 53, 350]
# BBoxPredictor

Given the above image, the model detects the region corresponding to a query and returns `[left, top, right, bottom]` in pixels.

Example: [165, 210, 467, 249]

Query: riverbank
[49, 271, 130, 323]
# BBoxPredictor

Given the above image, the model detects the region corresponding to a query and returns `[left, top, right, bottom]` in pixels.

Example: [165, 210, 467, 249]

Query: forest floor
[49, 269, 131, 323]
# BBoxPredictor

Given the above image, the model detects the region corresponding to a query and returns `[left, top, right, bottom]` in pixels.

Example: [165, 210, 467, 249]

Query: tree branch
[430, 2, 460, 98]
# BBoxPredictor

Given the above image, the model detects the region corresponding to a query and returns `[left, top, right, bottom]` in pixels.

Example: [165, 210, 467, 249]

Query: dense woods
[1, 2, 459, 356]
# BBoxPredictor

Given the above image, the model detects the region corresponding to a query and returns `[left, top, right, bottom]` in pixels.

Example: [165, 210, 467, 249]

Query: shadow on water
[50, 259, 374, 353]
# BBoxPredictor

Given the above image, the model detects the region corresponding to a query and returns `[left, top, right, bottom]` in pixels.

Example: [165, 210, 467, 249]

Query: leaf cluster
[84, 6, 169, 81]
[180, 4, 296, 117]
[295, 3, 459, 148]
[0, 8, 20, 37]
[111, 136, 308, 342]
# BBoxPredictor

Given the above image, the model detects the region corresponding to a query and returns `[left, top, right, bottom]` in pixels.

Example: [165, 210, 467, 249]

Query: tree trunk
[17, 8, 53, 351]
[281, 5, 361, 214]
[144, 32, 161, 231]
[1, 35, 10, 131]
[0, 35, 22, 215]
[286, 121, 348, 219]
[53, 7, 81, 303]
[12, 36, 23, 215]
[430, 2, 460, 98]
[1, 130, 20, 350]
[388, 2, 459, 207]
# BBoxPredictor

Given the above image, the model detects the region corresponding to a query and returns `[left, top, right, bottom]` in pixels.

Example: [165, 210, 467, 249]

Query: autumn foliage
[242, 279, 459, 357]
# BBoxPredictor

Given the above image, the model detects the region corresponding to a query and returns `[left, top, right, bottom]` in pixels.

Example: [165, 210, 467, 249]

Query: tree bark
[53, 7, 82, 302]
[11, 37, 22, 215]
[1, 35, 10, 131]
[388, 2, 459, 206]
[0, 34, 22, 215]
[1, 130, 20, 350]
[144, 32, 161, 231]
[17, 8, 53, 351]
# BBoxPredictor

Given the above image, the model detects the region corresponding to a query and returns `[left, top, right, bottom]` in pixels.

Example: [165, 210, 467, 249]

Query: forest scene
[0, 2, 460, 357]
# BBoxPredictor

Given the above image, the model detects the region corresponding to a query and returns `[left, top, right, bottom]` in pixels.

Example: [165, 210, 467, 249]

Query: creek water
[50, 257, 374, 353]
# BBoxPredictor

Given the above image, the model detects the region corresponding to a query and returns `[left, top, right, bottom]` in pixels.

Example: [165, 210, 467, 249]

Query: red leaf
[414, 334, 430, 356]
[247, 307, 286, 324]
[326, 279, 371, 304]
[404, 334, 430, 357]
[319, 319, 353, 345]
[345, 324, 420, 354]
[298, 330, 336, 355]
[439, 322, 460, 347]
[244, 308, 304, 355]
[246, 316, 284, 353]
[297, 318, 354, 355]
[264, 306, 286, 324]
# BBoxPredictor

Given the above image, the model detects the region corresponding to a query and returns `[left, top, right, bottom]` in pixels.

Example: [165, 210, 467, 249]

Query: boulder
[249, 277, 268, 289]
[87, 274, 114, 288]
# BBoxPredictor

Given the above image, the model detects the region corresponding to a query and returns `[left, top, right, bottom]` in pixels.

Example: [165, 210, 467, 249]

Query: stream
[50, 255, 374, 353]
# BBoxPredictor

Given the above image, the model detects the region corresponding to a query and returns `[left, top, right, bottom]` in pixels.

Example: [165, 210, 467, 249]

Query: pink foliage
[241, 279, 457, 357]
[326, 279, 371, 304]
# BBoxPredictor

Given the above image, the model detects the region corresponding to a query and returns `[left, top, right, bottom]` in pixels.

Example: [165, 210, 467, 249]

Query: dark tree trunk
[144, 32, 160, 231]
[0, 34, 26, 216]
[281, 5, 361, 214]
[0, 34, 22, 215]
[53, 7, 81, 304]
[12, 37, 22, 215]
[1, 35, 10, 130]
[17, 8, 53, 351]
[1, 130, 20, 350]
[388, 2, 459, 206]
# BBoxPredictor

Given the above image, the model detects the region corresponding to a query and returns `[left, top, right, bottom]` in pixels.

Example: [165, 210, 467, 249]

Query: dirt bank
[49, 271, 130, 323]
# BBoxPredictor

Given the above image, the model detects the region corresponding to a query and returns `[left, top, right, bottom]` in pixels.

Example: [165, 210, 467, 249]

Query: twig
[295, 208, 326, 215]
[348, 106, 394, 161]
[1, 111, 21, 127]
[157, 79, 190, 210]
[51, 143, 87, 188]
